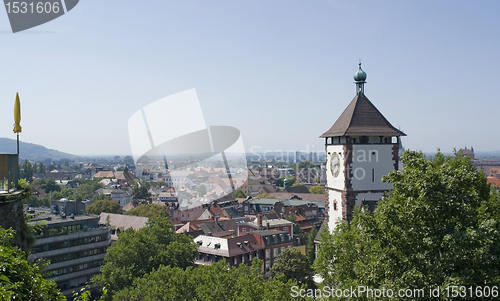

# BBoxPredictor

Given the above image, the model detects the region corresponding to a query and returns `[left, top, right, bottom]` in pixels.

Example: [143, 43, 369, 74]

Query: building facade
[28, 210, 111, 298]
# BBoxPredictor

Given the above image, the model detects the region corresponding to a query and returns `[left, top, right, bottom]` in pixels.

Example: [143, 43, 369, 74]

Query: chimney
[228, 214, 232, 220]
[266, 222, 270, 230]
[257, 214, 262, 227]
[229, 229, 235, 238]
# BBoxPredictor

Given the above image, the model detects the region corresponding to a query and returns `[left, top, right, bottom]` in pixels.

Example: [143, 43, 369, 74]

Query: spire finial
[353, 62, 367, 94]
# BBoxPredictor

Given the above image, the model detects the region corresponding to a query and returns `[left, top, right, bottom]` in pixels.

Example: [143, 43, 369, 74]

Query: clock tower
[321, 63, 406, 231]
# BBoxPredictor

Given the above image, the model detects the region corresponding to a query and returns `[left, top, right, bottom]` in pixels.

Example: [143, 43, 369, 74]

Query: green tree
[278, 176, 296, 187]
[126, 204, 168, 218]
[196, 184, 207, 197]
[308, 185, 323, 194]
[0, 228, 65, 301]
[132, 184, 150, 200]
[270, 248, 315, 289]
[114, 259, 306, 301]
[32, 178, 61, 193]
[19, 159, 34, 183]
[75, 179, 103, 201]
[233, 188, 247, 199]
[305, 227, 318, 265]
[24, 195, 49, 207]
[315, 151, 500, 300]
[123, 156, 134, 167]
[92, 217, 198, 296]
[37, 162, 46, 174]
[85, 199, 120, 215]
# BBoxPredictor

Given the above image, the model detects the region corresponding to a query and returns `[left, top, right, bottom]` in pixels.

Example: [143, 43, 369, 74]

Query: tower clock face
[330, 152, 340, 178]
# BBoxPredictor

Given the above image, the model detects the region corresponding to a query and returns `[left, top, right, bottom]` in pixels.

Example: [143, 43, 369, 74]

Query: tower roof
[320, 93, 406, 138]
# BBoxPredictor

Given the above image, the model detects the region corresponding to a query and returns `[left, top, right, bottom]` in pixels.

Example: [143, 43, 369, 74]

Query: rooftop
[28, 208, 100, 225]
[320, 93, 406, 138]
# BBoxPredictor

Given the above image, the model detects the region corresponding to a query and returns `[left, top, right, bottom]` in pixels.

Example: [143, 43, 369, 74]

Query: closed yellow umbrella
[13, 93, 22, 156]
[13, 93, 22, 133]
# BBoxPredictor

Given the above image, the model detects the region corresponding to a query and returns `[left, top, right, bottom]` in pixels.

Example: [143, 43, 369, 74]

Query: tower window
[372, 169, 375, 182]
[333, 200, 338, 211]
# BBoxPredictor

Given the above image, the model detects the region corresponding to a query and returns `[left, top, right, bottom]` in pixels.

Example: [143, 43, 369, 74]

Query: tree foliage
[289, 160, 317, 170]
[196, 184, 207, 197]
[92, 217, 198, 295]
[234, 189, 247, 199]
[278, 176, 296, 187]
[315, 151, 500, 300]
[75, 179, 103, 201]
[308, 185, 323, 194]
[270, 248, 315, 289]
[114, 259, 307, 301]
[19, 160, 34, 183]
[28, 179, 103, 206]
[0, 228, 65, 301]
[132, 183, 150, 200]
[306, 227, 318, 265]
[126, 204, 169, 218]
[85, 199, 120, 215]
[32, 178, 60, 193]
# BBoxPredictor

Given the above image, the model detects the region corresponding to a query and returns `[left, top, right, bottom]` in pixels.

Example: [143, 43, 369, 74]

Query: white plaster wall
[328, 190, 343, 232]
[325, 145, 345, 191]
[351, 145, 395, 191]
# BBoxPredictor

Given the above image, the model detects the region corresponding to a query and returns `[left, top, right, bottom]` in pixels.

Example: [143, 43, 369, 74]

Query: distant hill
[0, 138, 78, 161]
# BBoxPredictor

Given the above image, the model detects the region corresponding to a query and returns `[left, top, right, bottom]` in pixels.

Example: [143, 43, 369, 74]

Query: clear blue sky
[0, 0, 498, 157]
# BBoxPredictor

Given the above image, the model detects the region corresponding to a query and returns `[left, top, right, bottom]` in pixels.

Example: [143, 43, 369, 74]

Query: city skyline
[0, 1, 499, 156]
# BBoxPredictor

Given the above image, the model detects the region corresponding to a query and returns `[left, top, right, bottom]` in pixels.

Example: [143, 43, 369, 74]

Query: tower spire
[353, 62, 367, 94]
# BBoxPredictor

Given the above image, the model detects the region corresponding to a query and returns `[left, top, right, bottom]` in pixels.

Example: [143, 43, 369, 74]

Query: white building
[320, 63, 406, 231]
[100, 188, 133, 207]
[163, 170, 195, 187]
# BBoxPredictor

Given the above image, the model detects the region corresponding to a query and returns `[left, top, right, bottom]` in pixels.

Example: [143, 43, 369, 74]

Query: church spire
[353, 62, 367, 94]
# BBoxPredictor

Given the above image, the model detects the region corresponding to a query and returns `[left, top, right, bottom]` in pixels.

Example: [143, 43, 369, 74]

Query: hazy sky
[0, 0, 499, 157]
